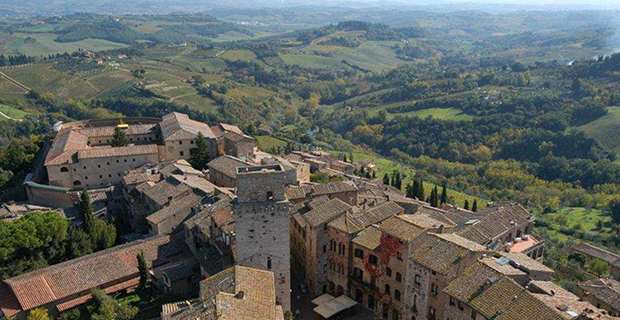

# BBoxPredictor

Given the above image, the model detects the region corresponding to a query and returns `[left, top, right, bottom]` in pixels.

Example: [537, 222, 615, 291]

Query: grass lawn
[0, 104, 28, 120]
[577, 107, 620, 160]
[329, 150, 487, 208]
[390, 107, 474, 121]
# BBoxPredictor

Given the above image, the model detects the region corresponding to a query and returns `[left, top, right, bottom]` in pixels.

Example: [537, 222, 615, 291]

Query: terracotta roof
[457, 202, 533, 244]
[409, 233, 486, 275]
[495, 290, 565, 320]
[528, 281, 578, 300]
[123, 172, 161, 186]
[160, 112, 215, 141]
[142, 177, 193, 206]
[171, 174, 216, 195]
[444, 260, 503, 302]
[160, 160, 203, 177]
[578, 278, 620, 311]
[502, 252, 554, 274]
[329, 201, 403, 234]
[0, 236, 179, 315]
[352, 225, 382, 250]
[146, 191, 204, 225]
[82, 123, 158, 138]
[44, 128, 89, 165]
[78, 144, 158, 159]
[480, 256, 527, 277]
[571, 243, 620, 268]
[211, 205, 234, 230]
[207, 155, 253, 179]
[532, 293, 613, 319]
[224, 131, 254, 143]
[378, 215, 426, 242]
[302, 198, 351, 228]
[286, 182, 358, 201]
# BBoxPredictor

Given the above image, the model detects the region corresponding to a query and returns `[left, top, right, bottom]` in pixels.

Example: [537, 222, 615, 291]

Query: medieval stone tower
[233, 164, 297, 311]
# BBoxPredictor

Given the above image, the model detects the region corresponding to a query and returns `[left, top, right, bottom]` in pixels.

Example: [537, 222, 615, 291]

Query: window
[395, 272, 402, 282]
[267, 191, 274, 199]
[354, 248, 364, 259]
[324, 264, 327, 273]
[323, 245, 327, 253]
[353, 268, 363, 281]
[369, 254, 378, 266]
[384, 284, 390, 295]
[450, 297, 456, 306]
[415, 274, 421, 285]
[190, 140, 194, 144]
[397, 251, 403, 261]
[267, 257, 272, 270]
[107, 162, 110, 165]
[179, 141, 183, 145]
[73, 180, 81, 186]
[429, 307, 436, 319]
[124, 159, 127, 162]
[98, 165, 101, 168]
[99, 175, 103, 179]
[83, 166, 87, 170]
[431, 284, 438, 296]
[395, 290, 401, 301]
[132, 158, 135, 162]
[60, 167, 69, 172]
[386, 267, 392, 277]
[108, 174, 112, 178]
[471, 310, 477, 320]
[324, 223, 328, 230]
[458, 301, 465, 311]
[180, 151, 184, 156]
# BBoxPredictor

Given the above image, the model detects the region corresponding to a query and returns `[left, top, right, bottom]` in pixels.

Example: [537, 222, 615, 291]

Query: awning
[312, 294, 335, 305]
[313, 295, 357, 318]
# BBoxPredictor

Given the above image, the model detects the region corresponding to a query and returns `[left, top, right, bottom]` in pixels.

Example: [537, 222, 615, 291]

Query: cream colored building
[44, 113, 254, 190]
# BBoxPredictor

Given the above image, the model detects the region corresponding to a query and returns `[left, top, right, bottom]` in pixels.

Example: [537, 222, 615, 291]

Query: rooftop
[409, 233, 487, 275]
[352, 225, 382, 250]
[160, 112, 215, 141]
[329, 201, 403, 234]
[457, 202, 533, 245]
[208, 155, 253, 179]
[286, 181, 358, 201]
[302, 198, 351, 228]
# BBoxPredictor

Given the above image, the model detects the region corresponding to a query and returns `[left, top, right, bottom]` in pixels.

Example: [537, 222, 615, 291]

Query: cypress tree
[79, 191, 95, 234]
[189, 132, 211, 170]
[111, 125, 128, 147]
[440, 184, 447, 204]
[383, 173, 390, 185]
[431, 186, 439, 207]
[417, 180, 425, 200]
[137, 251, 150, 290]
[472, 199, 478, 212]
[464, 200, 470, 210]
[372, 171, 376, 179]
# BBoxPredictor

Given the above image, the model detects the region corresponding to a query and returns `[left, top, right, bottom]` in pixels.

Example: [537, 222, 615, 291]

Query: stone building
[233, 164, 297, 311]
[0, 236, 185, 318]
[577, 278, 620, 317]
[207, 155, 253, 188]
[326, 201, 404, 298]
[160, 266, 285, 320]
[286, 181, 359, 206]
[291, 197, 353, 296]
[43, 113, 255, 191]
[406, 233, 488, 320]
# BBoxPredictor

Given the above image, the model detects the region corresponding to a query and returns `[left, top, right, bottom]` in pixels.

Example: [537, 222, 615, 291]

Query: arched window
[385, 284, 390, 295]
[392, 309, 399, 320]
[60, 167, 69, 172]
[386, 267, 392, 277]
[396, 272, 402, 283]
[73, 180, 81, 186]
[395, 290, 401, 301]
[368, 294, 375, 310]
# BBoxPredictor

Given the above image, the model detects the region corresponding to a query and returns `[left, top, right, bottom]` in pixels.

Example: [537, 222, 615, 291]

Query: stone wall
[25, 181, 79, 209]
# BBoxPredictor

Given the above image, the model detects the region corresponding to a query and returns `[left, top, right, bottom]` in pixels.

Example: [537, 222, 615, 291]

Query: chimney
[235, 291, 245, 299]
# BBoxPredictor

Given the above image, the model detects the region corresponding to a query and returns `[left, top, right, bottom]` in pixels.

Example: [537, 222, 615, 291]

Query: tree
[79, 191, 95, 234]
[27, 308, 52, 320]
[342, 153, 347, 162]
[189, 132, 211, 170]
[610, 198, 620, 224]
[91, 220, 116, 251]
[464, 200, 470, 210]
[417, 180, 425, 201]
[440, 184, 447, 204]
[472, 199, 478, 212]
[429, 186, 439, 207]
[137, 251, 150, 290]
[67, 226, 94, 258]
[383, 173, 390, 186]
[110, 126, 127, 147]
[90, 290, 138, 320]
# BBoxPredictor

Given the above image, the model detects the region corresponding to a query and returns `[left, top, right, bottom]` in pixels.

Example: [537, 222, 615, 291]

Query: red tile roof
[1, 236, 179, 314]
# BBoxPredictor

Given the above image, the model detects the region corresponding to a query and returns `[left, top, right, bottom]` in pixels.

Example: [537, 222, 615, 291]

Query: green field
[2, 65, 99, 99]
[220, 50, 256, 61]
[391, 107, 474, 121]
[577, 107, 620, 159]
[0, 104, 28, 120]
[256, 135, 289, 151]
[328, 150, 487, 207]
[280, 53, 344, 70]
[537, 207, 613, 243]
[4, 33, 128, 56]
